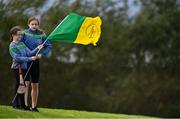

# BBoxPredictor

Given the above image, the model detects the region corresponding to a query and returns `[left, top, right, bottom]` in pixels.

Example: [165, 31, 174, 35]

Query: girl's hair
[9, 26, 22, 40]
[28, 16, 40, 25]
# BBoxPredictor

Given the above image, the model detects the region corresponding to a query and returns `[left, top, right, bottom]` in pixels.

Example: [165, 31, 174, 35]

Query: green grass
[0, 105, 159, 118]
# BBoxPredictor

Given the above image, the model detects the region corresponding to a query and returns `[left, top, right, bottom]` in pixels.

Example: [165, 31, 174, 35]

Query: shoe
[24, 105, 31, 111]
[31, 107, 39, 112]
[12, 105, 21, 109]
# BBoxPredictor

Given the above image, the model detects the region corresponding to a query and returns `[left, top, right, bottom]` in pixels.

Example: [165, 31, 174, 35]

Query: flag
[47, 13, 102, 46]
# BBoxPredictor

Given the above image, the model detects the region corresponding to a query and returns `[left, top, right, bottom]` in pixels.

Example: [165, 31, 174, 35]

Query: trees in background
[0, 0, 180, 117]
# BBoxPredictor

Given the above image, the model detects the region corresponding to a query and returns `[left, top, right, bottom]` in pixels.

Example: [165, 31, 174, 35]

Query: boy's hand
[31, 56, 37, 61]
[38, 44, 44, 50]
[31, 54, 42, 61]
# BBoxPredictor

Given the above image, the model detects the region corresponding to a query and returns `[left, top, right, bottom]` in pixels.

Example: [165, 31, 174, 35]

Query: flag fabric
[47, 13, 102, 46]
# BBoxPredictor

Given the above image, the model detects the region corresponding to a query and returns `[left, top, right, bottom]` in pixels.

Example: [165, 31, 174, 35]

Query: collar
[28, 28, 39, 33]
[12, 40, 20, 43]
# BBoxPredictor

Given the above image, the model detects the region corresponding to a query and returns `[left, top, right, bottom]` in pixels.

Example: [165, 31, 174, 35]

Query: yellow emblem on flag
[74, 16, 102, 46]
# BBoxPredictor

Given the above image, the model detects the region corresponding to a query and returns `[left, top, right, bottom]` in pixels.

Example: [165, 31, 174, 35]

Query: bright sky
[127, 0, 141, 17]
[38, 0, 141, 18]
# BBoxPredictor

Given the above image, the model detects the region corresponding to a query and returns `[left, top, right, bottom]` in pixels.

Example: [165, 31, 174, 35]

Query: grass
[0, 105, 159, 118]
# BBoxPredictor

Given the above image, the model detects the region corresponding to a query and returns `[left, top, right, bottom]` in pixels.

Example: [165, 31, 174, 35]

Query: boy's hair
[28, 16, 40, 25]
[10, 26, 22, 40]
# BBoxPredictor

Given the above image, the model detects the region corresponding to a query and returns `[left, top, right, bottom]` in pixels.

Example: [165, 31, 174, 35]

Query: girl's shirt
[9, 40, 39, 69]
[21, 28, 52, 58]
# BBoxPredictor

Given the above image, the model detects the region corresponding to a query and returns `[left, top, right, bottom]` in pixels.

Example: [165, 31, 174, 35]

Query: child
[9, 26, 43, 110]
[21, 16, 52, 112]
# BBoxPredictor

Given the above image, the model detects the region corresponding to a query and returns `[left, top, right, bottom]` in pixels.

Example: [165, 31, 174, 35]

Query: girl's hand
[38, 44, 44, 50]
[36, 54, 42, 59]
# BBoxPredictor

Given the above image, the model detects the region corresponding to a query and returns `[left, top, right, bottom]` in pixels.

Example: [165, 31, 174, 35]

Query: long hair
[28, 16, 40, 25]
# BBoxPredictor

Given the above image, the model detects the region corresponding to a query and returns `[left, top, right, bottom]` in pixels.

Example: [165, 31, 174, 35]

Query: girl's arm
[41, 33, 52, 58]
[25, 46, 39, 57]
[41, 39, 52, 58]
[25, 44, 44, 56]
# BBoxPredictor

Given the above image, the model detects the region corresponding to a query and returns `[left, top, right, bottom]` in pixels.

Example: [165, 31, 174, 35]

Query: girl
[21, 17, 52, 112]
[9, 26, 43, 110]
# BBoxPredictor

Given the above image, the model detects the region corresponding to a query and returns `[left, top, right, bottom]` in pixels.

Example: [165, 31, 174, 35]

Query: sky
[38, 0, 141, 18]
[127, 0, 141, 18]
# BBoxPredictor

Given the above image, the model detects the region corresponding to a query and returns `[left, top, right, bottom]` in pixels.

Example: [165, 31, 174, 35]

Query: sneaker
[12, 105, 21, 109]
[24, 105, 31, 111]
[31, 107, 39, 112]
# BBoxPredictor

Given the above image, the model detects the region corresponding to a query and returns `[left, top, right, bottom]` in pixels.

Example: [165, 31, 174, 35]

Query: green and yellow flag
[47, 13, 102, 46]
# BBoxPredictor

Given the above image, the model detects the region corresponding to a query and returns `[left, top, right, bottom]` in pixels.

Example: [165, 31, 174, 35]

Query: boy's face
[13, 30, 22, 41]
[28, 20, 39, 31]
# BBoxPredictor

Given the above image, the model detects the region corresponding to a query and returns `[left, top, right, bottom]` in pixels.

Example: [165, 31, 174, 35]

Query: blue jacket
[9, 40, 39, 69]
[21, 28, 52, 58]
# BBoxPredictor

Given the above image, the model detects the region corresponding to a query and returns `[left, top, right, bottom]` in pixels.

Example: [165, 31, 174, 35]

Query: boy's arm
[9, 46, 33, 62]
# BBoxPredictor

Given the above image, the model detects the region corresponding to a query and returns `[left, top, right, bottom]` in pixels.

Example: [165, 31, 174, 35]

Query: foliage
[1, 0, 180, 118]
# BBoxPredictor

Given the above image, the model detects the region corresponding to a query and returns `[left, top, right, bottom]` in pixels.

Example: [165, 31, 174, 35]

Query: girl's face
[13, 30, 22, 41]
[28, 20, 39, 31]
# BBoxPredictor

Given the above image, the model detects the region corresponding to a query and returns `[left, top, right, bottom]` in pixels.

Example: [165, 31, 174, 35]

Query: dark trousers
[26, 60, 40, 83]
[12, 69, 26, 109]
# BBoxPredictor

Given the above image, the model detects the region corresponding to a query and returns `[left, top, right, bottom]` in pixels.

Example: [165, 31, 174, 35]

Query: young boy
[9, 26, 43, 110]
